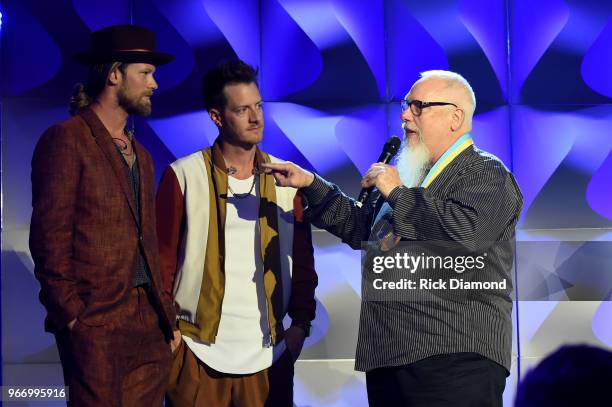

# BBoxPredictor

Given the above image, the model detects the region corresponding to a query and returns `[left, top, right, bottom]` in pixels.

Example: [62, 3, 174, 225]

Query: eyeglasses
[400, 99, 458, 116]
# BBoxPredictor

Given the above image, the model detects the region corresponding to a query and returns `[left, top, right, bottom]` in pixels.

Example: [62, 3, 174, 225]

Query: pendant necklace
[227, 166, 258, 199]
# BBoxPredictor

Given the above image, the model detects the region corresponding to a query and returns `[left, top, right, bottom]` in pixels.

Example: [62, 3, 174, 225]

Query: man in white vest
[156, 60, 318, 406]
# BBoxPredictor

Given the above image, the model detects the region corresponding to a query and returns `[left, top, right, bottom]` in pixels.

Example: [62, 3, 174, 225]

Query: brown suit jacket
[29, 107, 175, 340]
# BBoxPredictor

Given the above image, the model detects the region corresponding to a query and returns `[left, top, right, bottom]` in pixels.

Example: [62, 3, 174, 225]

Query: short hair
[201, 60, 259, 111]
[69, 62, 126, 116]
[418, 70, 476, 119]
[515, 344, 612, 407]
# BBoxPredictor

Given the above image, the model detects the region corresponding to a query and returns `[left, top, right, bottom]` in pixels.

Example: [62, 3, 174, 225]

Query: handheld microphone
[357, 136, 402, 204]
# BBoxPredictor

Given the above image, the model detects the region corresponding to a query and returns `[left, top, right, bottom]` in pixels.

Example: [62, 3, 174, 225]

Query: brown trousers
[166, 339, 295, 407]
[55, 287, 172, 406]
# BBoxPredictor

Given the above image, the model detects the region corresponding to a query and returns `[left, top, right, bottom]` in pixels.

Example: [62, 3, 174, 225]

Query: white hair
[417, 70, 476, 121]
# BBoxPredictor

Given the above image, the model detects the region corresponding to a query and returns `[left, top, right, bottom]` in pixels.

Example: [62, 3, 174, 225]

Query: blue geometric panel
[137, 1, 200, 93]
[334, 105, 388, 175]
[2, 102, 71, 227]
[73, 0, 130, 30]
[331, 0, 386, 99]
[586, 150, 612, 220]
[2, 250, 54, 363]
[262, 0, 382, 104]
[148, 111, 217, 159]
[2, 1, 62, 96]
[265, 102, 350, 174]
[471, 106, 512, 169]
[138, 0, 238, 116]
[592, 301, 612, 346]
[581, 16, 612, 98]
[512, 106, 612, 227]
[204, 0, 260, 66]
[399, 0, 505, 107]
[133, 118, 183, 184]
[261, 0, 323, 100]
[515, 0, 612, 103]
[386, 0, 449, 101]
[458, 0, 508, 99]
[509, 0, 569, 102]
[512, 106, 572, 222]
[258, 108, 314, 172]
[515, 241, 612, 301]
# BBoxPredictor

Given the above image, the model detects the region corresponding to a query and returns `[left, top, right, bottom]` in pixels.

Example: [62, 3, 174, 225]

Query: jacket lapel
[426, 145, 475, 194]
[80, 108, 139, 225]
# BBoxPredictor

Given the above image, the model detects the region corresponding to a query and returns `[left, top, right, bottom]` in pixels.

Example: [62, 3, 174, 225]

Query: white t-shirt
[183, 175, 285, 374]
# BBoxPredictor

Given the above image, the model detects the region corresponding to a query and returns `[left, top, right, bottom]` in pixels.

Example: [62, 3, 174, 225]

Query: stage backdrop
[2, 1, 611, 406]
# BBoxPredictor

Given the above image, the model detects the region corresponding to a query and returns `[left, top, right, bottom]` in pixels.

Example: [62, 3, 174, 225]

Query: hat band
[115, 48, 154, 52]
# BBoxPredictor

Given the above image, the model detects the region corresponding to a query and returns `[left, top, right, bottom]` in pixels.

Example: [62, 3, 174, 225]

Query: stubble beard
[118, 84, 152, 117]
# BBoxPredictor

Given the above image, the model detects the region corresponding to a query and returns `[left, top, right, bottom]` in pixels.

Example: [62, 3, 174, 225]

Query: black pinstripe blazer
[301, 144, 523, 372]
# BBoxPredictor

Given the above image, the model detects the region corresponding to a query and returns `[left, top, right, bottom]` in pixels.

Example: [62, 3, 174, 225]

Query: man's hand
[361, 163, 402, 198]
[284, 325, 307, 362]
[260, 162, 314, 188]
[170, 329, 182, 353]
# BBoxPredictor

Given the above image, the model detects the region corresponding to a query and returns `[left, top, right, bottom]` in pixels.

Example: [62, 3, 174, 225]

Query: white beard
[396, 134, 431, 188]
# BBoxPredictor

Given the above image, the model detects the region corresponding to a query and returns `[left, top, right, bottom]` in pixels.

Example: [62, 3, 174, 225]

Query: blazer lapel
[80, 108, 139, 225]
[426, 145, 475, 194]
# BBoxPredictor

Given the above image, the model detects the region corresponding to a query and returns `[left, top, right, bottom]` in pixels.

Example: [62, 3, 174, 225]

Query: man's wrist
[386, 185, 405, 207]
[304, 171, 315, 187]
[299, 174, 331, 206]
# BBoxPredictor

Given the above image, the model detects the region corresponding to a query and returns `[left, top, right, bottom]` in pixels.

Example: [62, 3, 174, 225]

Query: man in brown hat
[29, 24, 176, 406]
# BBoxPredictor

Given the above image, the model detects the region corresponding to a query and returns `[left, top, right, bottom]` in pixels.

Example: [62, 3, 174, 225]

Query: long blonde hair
[69, 62, 125, 116]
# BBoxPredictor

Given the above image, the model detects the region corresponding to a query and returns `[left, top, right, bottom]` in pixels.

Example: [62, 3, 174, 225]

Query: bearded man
[262, 71, 523, 407]
[29, 25, 176, 406]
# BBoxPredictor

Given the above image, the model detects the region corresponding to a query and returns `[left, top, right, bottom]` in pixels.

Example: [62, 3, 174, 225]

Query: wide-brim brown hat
[76, 24, 174, 66]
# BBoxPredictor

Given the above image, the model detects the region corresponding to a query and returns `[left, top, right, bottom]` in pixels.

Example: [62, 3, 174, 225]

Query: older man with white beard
[262, 70, 523, 407]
